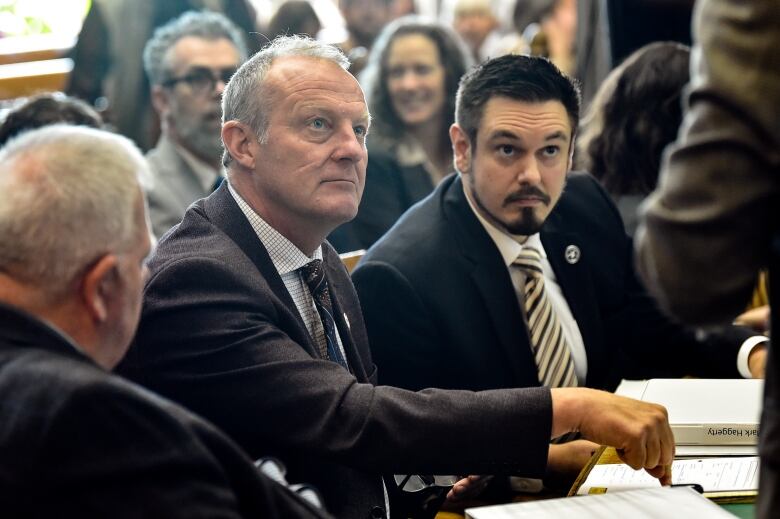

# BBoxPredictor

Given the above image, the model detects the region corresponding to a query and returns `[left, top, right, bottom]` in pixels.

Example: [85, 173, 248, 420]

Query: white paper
[466, 487, 735, 519]
[576, 456, 759, 495]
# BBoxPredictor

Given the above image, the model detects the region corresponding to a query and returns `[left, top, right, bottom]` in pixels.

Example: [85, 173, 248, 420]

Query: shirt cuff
[737, 335, 769, 378]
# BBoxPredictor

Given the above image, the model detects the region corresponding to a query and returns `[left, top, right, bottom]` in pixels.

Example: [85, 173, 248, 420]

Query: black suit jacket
[121, 183, 555, 519]
[352, 173, 747, 392]
[0, 303, 330, 519]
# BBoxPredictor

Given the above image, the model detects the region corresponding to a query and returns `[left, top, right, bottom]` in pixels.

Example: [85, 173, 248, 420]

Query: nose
[398, 70, 421, 91]
[332, 125, 365, 163]
[517, 157, 542, 185]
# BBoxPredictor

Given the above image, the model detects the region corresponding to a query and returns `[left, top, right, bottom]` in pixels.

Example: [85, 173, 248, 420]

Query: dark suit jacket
[0, 302, 330, 519]
[120, 183, 555, 519]
[352, 173, 747, 393]
[329, 147, 434, 253]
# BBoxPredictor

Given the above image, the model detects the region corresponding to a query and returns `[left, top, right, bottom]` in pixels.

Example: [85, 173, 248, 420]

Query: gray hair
[144, 10, 249, 85]
[0, 125, 150, 299]
[221, 35, 350, 167]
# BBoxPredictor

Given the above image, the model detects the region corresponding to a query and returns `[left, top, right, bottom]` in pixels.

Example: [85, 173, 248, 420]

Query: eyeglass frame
[160, 66, 238, 95]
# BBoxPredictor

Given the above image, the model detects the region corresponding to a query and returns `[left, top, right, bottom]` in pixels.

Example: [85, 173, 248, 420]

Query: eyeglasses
[394, 474, 460, 493]
[161, 67, 237, 95]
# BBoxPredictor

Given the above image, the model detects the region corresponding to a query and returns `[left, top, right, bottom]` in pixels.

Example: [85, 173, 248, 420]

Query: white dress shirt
[464, 186, 588, 382]
[228, 182, 347, 362]
[229, 182, 391, 513]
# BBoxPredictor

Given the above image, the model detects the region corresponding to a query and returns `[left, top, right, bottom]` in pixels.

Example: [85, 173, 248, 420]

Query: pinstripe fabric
[514, 246, 578, 388]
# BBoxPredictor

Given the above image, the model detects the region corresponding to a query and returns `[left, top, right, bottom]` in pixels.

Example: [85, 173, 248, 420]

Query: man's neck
[0, 278, 99, 364]
[167, 132, 221, 170]
[229, 174, 328, 257]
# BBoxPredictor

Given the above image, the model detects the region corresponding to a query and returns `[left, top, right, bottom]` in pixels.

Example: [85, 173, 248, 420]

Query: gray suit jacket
[635, 1, 779, 517]
[120, 183, 555, 519]
[146, 134, 215, 238]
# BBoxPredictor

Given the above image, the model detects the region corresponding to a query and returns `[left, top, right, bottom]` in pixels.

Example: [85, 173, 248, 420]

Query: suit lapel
[541, 218, 605, 386]
[323, 254, 369, 381]
[445, 177, 541, 386]
[202, 184, 322, 360]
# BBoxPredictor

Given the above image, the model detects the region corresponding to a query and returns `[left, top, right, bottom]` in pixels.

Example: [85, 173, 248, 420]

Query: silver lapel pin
[564, 245, 581, 264]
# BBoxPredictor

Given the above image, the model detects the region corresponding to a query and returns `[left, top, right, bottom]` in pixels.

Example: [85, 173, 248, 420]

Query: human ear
[450, 123, 472, 175]
[150, 84, 170, 117]
[80, 254, 120, 324]
[221, 121, 257, 170]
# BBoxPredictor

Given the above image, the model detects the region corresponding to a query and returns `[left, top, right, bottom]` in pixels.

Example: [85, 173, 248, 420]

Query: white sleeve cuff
[737, 335, 769, 378]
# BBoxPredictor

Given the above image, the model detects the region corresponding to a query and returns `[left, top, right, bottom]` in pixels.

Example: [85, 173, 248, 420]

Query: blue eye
[310, 118, 326, 130]
[354, 126, 367, 138]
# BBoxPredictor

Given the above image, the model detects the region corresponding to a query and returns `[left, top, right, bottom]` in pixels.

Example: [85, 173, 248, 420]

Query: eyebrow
[299, 104, 371, 125]
[486, 129, 570, 143]
[544, 130, 570, 143]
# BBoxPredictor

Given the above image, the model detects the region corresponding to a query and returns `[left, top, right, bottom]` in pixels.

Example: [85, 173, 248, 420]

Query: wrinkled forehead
[265, 56, 368, 112]
[164, 35, 240, 71]
[477, 97, 572, 142]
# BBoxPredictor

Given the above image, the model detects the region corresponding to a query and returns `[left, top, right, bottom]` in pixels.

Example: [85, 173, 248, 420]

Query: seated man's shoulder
[354, 199, 455, 299]
[148, 202, 247, 273]
[144, 137, 184, 173]
[553, 172, 626, 234]
[0, 347, 201, 453]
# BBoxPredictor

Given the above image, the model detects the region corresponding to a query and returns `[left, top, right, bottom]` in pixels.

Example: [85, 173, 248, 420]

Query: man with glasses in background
[144, 11, 247, 238]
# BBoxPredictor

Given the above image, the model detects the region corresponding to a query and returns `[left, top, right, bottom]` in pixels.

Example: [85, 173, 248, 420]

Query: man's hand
[734, 305, 770, 334]
[551, 388, 674, 485]
[544, 439, 601, 488]
[445, 475, 492, 502]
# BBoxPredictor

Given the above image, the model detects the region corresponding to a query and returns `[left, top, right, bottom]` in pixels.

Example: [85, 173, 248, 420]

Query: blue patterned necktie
[300, 259, 348, 368]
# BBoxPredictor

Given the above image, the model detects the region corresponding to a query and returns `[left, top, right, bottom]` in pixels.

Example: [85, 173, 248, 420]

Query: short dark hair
[267, 0, 321, 40]
[361, 15, 473, 145]
[455, 54, 580, 146]
[578, 42, 690, 195]
[0, 93, 103, 146]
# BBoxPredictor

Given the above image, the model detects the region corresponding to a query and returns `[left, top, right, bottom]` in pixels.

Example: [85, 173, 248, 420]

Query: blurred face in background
[453, 6, 497, 56]
[341, 0, 393, 49]
[154, 36, 241, 165]
[385, 33, 447, 129]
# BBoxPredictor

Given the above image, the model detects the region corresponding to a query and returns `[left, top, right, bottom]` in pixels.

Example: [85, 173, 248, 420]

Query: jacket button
[369, 505, 386, 519]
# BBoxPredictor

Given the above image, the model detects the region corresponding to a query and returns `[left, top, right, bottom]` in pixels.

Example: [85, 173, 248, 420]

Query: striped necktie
[300, 259, 348, 369]
[514, 246, 578, 388]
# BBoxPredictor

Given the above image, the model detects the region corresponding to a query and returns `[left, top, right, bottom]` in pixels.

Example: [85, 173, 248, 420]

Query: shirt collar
[462, 178, 546, 267]
[172, 138, 223, 193]
[227, 181, 322, 275]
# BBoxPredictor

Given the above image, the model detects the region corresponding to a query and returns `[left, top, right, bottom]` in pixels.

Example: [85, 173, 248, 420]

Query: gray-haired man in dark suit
[0, 125, 331, 518]
[122, 35, 675, 519]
